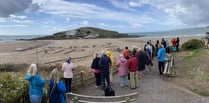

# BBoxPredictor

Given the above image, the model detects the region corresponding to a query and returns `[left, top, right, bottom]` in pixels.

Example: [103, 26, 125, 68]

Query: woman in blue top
[157, 45, 166, 75]
[48, 68, 67, 103]
[25, 63, 45, 103]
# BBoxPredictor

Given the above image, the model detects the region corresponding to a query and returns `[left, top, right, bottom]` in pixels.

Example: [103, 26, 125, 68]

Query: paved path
[78, 59, 209, 103]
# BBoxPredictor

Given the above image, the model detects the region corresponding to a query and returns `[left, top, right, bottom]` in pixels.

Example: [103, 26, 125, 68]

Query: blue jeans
[30, 95, 41, 103]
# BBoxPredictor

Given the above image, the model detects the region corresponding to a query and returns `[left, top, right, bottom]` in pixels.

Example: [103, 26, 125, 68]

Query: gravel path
[78, 59, 209, 103]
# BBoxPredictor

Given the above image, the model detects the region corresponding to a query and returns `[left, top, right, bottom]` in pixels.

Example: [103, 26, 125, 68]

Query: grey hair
[101, 50, 105, 55]
[27, 63, 37, 76]
[50, 68, 59, 84]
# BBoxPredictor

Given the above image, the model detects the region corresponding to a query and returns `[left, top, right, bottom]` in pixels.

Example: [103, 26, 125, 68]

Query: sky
[0, 0, 209, 35]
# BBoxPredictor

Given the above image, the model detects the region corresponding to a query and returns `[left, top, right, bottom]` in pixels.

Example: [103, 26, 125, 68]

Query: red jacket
[126, 56, 138, 72]
[123, 49, 129, 57]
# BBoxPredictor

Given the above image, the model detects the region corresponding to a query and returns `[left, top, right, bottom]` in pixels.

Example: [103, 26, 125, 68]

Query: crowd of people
[90, 37, 180, 90]
[24, 37, 180, 103]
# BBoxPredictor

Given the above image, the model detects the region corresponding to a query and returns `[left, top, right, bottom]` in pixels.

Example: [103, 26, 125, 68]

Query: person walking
[62, 56, 74, 93]
[145, 46, 152, 71]
[25, 63, 45, 103]
[116, 54, 128, 87]
[165, 40, 170, 53]
[48, 68, 66, 103]
[145, 42, 153, 59]
[91, 52, 101, 88]
[157, 45, 166, 75]
[176, 37, 180, 51]
[106, 49, 114, 84]
[155, 40, 160, 56]
[126, 52, 138, 89]
[99, 51, 112, 90]
[148, 40, 155, 59]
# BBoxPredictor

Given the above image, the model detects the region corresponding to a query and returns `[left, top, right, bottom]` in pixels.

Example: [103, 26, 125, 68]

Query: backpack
[48, 84, 61, 103]
[104, 86, 115, 96]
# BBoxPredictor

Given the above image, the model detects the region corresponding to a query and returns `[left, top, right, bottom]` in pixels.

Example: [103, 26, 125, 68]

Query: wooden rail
[71, 68, 118, 89]
[66, 92, 138, 103]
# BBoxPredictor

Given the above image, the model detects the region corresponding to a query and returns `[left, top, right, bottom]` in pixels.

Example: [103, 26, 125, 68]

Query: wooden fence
[71, 68, 118, 90]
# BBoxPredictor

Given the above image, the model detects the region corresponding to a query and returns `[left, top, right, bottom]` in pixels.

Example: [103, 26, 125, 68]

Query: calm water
[130, 27, 209, 38]
[0, 35, 45, 42]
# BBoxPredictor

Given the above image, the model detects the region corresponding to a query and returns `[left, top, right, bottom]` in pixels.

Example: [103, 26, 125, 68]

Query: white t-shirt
[62, 62, 74, 78]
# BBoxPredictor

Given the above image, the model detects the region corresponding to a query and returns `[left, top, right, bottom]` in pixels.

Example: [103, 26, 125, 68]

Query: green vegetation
[0, 73, 29, 103]
[181, 39, 203, 50]
[174, 47, 209, 97]
[0, 63, 27, 72]
[32, 27, 140, 40]
[0, 63, 93, 103]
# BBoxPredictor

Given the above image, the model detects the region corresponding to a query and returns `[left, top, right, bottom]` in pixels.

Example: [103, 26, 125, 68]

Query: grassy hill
[32, 27, 140, 40]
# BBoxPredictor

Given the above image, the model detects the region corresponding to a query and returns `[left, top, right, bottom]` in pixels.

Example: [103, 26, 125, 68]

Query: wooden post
[81, 71, 85, 87]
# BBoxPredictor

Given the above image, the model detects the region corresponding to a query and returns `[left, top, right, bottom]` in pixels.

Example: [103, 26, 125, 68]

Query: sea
[130, 27, 209, 38]
[0, 27, 209, 42]
[0, 35, 45, 42]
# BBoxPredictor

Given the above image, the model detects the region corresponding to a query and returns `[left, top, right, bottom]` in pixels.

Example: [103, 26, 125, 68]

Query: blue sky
[0, 0, 209, 35]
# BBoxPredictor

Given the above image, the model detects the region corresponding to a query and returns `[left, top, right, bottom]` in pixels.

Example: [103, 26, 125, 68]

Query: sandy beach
[0, 36, 202, 68]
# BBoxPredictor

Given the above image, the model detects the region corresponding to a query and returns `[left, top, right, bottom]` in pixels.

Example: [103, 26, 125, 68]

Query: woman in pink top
[62, 56, 74, 93]
[116, 55, 128, 87]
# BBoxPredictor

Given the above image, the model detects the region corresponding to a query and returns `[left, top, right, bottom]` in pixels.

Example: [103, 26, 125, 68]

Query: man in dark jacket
[99, 51, 112, 90]
[136, 48, 147, 79]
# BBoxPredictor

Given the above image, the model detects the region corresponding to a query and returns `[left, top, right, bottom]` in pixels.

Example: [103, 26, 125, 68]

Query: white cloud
[129, 22, 142, 28]
[66, 17, 70, 22]
[33, 0, 157, 25]
[10, 20, 33, 23]
[43, 19, 55, 24]
[129, 1, 141, 7]
[0, 18, 7, 22]
[28, 3, 40, 12]
[108, 0, 135, 11]
[9, 15, 27, 19]
[131, 0, 209, 26]
[0, 0, 32, 17]
[0, 24, 27, 28]
[81, 20, 89, 26]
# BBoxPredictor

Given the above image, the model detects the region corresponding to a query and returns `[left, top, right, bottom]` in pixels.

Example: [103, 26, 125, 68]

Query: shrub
[0, 73, 28, 103]
[0, 63, 28, 72]
[181, 39, 203, 50]
[0, 72, 48, 103]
